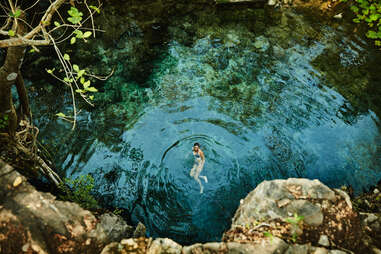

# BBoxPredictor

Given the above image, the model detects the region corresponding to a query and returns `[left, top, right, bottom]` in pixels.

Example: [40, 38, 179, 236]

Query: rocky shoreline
[1, 160, 380, 254]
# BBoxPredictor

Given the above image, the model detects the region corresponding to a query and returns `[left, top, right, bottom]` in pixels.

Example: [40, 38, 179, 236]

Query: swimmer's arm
[200, 150, 205, 164]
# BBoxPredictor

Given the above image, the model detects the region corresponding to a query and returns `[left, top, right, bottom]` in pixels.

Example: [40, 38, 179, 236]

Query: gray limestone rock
[226, 238, 288, 254]
[0, 160, 133, 254]
[284, 244, 312, 254]
[133, 222, 147, 238]
[147, 238, 182, 254]
[312, 248, 329, 254]
[96, 213, 134, 243]
[232, 178, 335, 227]
[334, 189, 353, 209]
[287, 199, 323, 226]
[328, 250, 348, 254]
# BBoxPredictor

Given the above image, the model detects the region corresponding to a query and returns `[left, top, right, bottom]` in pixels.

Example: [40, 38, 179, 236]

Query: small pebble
[333, 13, 343, 19]
[318, 235, 330, 247]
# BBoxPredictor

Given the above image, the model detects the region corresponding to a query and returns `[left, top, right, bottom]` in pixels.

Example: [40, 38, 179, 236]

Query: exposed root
[0, 120, 62, 186]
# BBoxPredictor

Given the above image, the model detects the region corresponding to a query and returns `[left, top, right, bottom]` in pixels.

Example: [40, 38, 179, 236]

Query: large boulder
[100, 178, 367, 254]
[224, 178, 363, 252]
[0, 160, 133, 254]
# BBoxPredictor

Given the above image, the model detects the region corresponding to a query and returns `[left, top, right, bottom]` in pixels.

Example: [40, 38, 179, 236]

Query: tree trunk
[15, 71, 31, 120]
[0, 16, 27, 137]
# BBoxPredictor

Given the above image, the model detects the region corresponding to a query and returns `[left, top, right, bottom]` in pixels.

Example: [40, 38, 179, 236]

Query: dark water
[30, 8, 381, 244]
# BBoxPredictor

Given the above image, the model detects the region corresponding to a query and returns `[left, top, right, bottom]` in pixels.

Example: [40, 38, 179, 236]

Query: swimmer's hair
[194, 142, 200, 147]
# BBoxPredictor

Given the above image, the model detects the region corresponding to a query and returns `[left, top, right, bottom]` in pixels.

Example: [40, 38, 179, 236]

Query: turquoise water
[31, 9, 381, 244]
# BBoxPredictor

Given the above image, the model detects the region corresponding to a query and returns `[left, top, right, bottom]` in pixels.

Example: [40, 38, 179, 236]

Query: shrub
[58, 174, 98, 210]
[343, 0, 381, 47]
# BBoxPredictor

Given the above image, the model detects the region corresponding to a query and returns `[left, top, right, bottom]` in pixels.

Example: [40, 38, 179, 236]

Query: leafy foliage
[285, 213, 304, 225]
[9, 9, 21, 18]
[344, 0, 381, 47]
[8, 30, 15, 37]
[0, 114, 8, 129]
[285, 213, 304, 243]
[58, 174, 98, 209]
[67, 7, 83, 24]
[47, 57, 98, 120]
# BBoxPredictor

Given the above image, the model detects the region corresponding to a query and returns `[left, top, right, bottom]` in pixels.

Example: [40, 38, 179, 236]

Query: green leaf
[10, 9, 21, 18]
[64, 77, 72, 83]
[76, 89, 84, 93]
[375, 40, 381, 46]
[89, 5, 101, 14]
[83, 31, 92, 38]
[54, 21, 60, 27]
[14, 9, 21, 18]
[350, 5, 359, 13]
[74, 30, 83, 38]
[80, 77, 85, 84]
[369, 14, 380, 21]
[68, 16, 82, 24]
[67, 7, 83, 24]
[70, 37, 76, 44]
[86, 87, 98, 92]
[56, 112, 66, 117]
[64, 54, 70, 61]
[77, 70, 85, 77]
[366, 30, 378, 39]
[73, 64, 80, 72]
[8, 30, 15, 37]
[83, 80, 91, 88]
[29, 48, 35, 53]
[89, 95, 94, 100]
[46, 68, 55, 74]
[68, 7, 82, 17]
[264, 232, 272, 238]
[353, 18, 361, 23]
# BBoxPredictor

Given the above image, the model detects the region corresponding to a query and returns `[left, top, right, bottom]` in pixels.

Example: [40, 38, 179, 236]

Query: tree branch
[24, 0, 67, 39]
[0, 0, 67, 48]
[0, 37, 50, 47]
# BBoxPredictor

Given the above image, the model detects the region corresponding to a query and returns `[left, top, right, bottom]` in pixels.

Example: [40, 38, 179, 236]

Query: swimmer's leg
[193, 167, 204, 194]
[196, 162, 208, 183]
[200, 175, 208, 183]
[190, 164, 197, 177]
[196, 177, 203, 194]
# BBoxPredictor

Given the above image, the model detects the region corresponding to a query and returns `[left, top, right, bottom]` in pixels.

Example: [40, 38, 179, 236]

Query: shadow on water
[29, 7, 381, 244]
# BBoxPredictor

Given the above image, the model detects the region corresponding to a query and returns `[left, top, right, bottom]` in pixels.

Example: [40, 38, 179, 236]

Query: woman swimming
[190, 143, 208, 193]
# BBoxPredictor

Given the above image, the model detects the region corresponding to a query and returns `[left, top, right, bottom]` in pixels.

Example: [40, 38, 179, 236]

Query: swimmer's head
[193, 143, 200, 151]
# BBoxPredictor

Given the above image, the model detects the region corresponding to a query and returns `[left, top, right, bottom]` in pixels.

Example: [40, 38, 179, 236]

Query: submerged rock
[254, 35, 270, 52]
